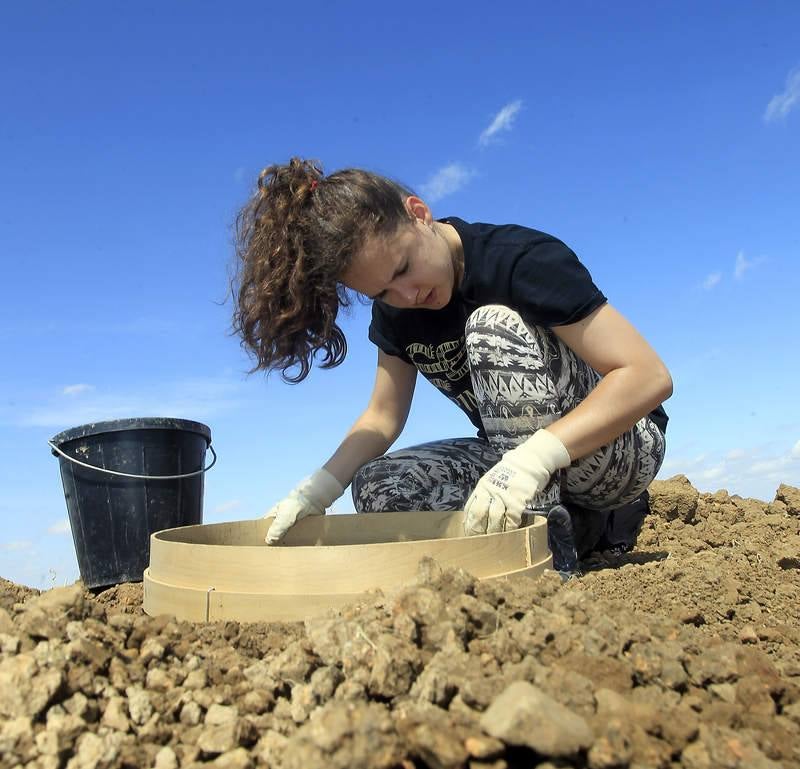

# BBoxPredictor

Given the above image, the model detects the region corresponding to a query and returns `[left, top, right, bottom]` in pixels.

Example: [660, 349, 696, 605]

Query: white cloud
[479, 100, 523, 146]
[657, 457, 684, 473]
[725, 448, 746, 461]
[734, 250, 764, 280]
[213, 500, 242, 515]
[733, 251, 751, 280]
[764, 67, 800, 123]
[47, 519, 71, 535]
[63, 384, 94, 397]
[9, 376, 244, 429]
[659, 440, 799, 501]
[749, 459, 777, 475]
[419, 163, 476, 203]
[698, 463, 726, 481]
[1, 540, 34, 552]
[702, 272, 722, 290]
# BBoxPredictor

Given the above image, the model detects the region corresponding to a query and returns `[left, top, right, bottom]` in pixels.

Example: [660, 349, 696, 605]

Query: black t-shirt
[368, 217, 668, 436]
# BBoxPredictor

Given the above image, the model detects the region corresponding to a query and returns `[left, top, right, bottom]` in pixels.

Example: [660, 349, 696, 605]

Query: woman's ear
[404, 195, 431, 224]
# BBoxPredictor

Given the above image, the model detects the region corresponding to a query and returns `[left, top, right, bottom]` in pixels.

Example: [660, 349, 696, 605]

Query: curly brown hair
[231, 157, 416, 383]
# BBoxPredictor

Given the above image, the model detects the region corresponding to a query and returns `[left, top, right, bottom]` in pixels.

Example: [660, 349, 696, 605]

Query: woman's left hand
[463, 429, 571, 535]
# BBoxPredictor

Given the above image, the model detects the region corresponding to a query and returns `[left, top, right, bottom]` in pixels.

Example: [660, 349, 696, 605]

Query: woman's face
[341, 201, 460, 310]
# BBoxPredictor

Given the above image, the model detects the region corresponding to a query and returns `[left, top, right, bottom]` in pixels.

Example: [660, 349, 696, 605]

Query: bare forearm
[546, 365, 672, 461]
[323, 414, 400, 489]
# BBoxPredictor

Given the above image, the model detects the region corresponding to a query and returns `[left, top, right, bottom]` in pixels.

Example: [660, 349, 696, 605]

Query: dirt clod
[2, 479, 799, 767]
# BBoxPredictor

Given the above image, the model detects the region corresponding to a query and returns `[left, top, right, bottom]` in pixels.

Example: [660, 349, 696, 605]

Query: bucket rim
[50, 417, 212, 447]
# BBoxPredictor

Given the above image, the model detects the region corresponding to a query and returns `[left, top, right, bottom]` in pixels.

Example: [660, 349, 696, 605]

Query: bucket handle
[48, 441, 217, 480]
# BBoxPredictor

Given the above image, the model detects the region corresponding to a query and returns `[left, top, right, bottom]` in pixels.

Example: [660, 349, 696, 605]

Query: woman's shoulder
[443, 216, 566, 247]
[448, 217, 579, 298]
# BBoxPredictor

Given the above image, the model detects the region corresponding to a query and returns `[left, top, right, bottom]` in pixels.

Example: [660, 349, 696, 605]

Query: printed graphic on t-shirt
[406, 337, 479, 417]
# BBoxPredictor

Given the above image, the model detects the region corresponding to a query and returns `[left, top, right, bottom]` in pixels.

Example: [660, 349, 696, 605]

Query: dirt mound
[1, 477, 799, 768]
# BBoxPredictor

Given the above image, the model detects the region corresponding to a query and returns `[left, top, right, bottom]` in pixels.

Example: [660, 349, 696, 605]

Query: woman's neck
[436, 222, 465, 289]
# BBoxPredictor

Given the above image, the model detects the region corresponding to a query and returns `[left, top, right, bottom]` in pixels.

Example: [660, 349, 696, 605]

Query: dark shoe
[568, 504, 612, 559]
[540, 504, 579, 576]
[595, 491, 650, 555]
[566, 491, 651, 560]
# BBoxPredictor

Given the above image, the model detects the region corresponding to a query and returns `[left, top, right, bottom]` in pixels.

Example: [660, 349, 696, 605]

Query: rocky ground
[1, 475, 799, 769]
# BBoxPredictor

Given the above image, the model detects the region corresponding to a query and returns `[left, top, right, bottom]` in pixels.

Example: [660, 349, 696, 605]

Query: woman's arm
[463, 302, 671, 537]
[265, 350, 416, 543]
[548, 303, 673, 460]
[324, 349, 417, 487]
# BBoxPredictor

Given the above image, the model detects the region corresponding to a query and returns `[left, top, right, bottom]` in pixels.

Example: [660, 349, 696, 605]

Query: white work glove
[265, 468, 344, 545]
[464, 429, 571, 536]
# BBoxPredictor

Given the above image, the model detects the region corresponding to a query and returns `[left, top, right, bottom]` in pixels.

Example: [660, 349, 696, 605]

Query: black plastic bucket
[50, 417, 215, 589]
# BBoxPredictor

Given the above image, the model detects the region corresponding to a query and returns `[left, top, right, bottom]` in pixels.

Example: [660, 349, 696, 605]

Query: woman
[231, 157, 672, 571]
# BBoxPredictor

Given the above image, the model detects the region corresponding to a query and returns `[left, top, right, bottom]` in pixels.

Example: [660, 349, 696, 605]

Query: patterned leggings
[352, 305, 665, 514]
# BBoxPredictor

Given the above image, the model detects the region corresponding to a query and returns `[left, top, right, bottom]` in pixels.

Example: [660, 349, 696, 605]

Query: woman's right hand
[265, 468, 344, 544]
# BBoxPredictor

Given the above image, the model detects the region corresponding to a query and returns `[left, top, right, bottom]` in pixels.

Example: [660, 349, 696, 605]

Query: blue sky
[1, 1, 798, 588]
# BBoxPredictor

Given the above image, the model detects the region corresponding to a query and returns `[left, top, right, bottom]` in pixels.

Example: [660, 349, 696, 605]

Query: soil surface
[1, 476, 799, 769]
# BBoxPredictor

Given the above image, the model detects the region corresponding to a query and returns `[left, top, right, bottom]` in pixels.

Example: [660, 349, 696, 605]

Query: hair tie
[309, 180, 319, 192]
